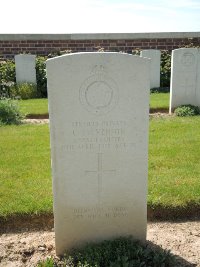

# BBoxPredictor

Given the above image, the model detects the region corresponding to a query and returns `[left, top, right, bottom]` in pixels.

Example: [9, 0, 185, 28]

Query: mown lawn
[18, 93, 170, 116]
[0, 116, 200, 216]
[150, 93, 169, 110]
[19, 98, 48, 115]
[0, 124, 52, 216]
[149, 116, 200, 207]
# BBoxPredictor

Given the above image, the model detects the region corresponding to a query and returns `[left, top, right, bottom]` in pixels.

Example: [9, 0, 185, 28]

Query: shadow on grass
[1, 204, 200, 233]
[26, 113, 49, 119]
[150, 107, 169, 113]
[147, 204, 200, 221]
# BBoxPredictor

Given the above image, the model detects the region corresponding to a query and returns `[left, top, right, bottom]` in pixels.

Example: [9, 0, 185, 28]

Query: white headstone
[170, 48, 200, 113]
[15, 54, 37, 84]
[47, 52, 150, 255]
[140, 49, 161, 89]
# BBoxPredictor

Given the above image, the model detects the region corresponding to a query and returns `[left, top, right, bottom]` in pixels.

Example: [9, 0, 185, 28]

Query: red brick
[19, 44, 30, 47]
[51, 44, 62, 47]
[43, 40, 54, 43]
[52, 40, 62, 43]
[157, 45, 167, 49]
[83, 43, 94, 47]
[109, 42, 117, 46]
[132, 42, 142, 46]
[141, 46, 150, 49]
[27, 40, 38, 44]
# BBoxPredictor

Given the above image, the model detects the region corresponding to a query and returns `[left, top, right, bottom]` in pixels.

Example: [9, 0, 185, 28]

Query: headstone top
[169, 48, 200, 112]
[140, 49, 160, 89]
[15, 54, 36, 84]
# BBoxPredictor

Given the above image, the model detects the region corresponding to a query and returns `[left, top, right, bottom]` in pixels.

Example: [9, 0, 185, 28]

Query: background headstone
[47, 52, 150, 255]
[140, 49, 161, 89]
[15, 54, 36, 84]
[169, 48, 200, 113]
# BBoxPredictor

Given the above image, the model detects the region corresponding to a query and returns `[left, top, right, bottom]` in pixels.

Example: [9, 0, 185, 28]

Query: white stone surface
[15, 54, 36, 84]
[140, 49, 161, 89]
[170, 48, 200, 113]
[47, 52, 150, 255]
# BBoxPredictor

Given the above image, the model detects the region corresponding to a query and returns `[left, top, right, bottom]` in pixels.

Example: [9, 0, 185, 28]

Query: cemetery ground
[0, 93, 200, 266]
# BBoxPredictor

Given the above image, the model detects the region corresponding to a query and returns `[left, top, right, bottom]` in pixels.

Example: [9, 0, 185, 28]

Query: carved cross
[85, 153, 116, 204]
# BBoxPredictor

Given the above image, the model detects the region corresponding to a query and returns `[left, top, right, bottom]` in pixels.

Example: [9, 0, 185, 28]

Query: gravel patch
[23, 119, 49, 124]
[0, 221, 199, 267]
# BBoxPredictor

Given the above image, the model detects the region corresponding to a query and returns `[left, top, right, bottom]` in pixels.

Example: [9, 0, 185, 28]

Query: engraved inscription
[181, 52, 195, 66]
[85, 153, 116, 204]
[79, 65, 118, 115]
[72, 207, 128, 220]
[64, 120, 136, 152]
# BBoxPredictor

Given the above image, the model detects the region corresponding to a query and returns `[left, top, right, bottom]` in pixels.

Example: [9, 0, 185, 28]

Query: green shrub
[36, 56, 47, 98]
[0, 59, 16, 83]
[0, 81, 15, 98]
[0, 60, 16, 98]
[132, 48, 141, 56]
[160, 50, 171, 88]
[0, 98, 24, 125]
[10, 83, 38, 99]
[38, 237, 175, 267]
[37, 257, 55, 267]
[175, 104, 200, 116]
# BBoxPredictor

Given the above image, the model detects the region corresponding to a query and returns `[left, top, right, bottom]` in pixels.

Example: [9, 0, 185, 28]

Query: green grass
[17, 93, 170, 117]
[149, 116, 200, 207]
[150, 93, 169, 110]
[18, 98, 48, 115]
[0, 124, 52, 216]
[0, 116, 200, 216]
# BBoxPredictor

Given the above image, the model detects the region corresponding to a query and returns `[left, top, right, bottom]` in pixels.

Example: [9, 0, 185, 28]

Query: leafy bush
[37, 257, 55, 267]
[38, 237, 175, 267]
[36, 56, 47, 98]
[132, 48, 141, 56]
[47, 49, 72, 58]
[10, 83, 38, 99]
[0, 81, 15, 98]
[0, 59, 16, 83]
[0, 60, 16, 98]
[160, 50, 171, 88]
[0, 98, 24, 125]
[174, 104, 200, 117]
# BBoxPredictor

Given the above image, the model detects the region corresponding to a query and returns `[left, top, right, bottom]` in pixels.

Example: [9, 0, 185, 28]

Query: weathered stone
[47, 52, 150, 255]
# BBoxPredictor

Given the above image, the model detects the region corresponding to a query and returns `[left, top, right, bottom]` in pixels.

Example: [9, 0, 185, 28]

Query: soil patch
[148, 205, 200, 221]
[150, 107, 169, 113]
[26, 114, 49, 119]
[0, 214, 53, 234]
[0, 222, 199, 267]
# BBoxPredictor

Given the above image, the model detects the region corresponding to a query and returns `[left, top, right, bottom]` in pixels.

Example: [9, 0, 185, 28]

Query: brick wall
[0, 33, 200, 58]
